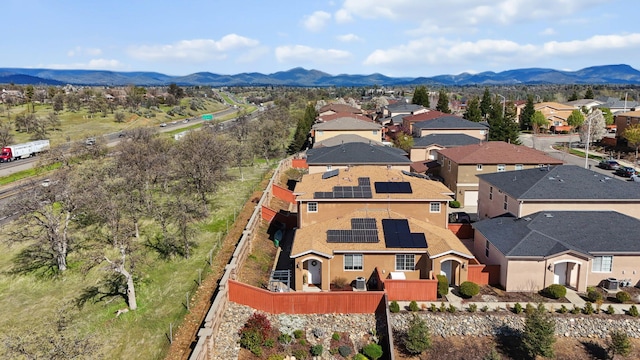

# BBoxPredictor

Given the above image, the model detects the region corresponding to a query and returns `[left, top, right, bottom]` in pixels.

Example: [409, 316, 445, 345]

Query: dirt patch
[237, 222, 278, 289]
[394, 336, 640, 360]
[457, 285, 567, 304]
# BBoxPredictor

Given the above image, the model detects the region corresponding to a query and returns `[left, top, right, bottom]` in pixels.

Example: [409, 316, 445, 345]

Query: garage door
[464, 190, 478, 207]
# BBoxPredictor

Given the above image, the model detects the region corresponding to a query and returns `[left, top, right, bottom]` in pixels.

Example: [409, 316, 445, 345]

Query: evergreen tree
[585, 87, 595, 99]
[568, 91, 578, 101]
[288, 103, 316, 153]
[521, 303, 556, 359]
[519, 95, 535, 131]
[487, 99, 520, 144]
[480, 88, 492, 119]
[404, 314, 431, 355]
[436, 88, 451, 113]
[463, 96, 483, 122]
[411, 86, 430, 108]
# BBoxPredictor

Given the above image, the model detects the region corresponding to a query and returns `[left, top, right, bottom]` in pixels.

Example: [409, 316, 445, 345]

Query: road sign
[202, 114, 213, 121]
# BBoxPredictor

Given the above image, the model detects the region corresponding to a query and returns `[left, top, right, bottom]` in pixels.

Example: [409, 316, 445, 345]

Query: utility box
[355, 277, 366, 290]
[604, 278, 619, 291]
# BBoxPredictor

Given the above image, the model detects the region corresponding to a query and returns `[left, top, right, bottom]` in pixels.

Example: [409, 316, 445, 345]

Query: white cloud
[67, 46, 102, 57]
[236, 46, 270, 64]
[336, 33, 361, 42]
[46, 59, 124, 70]
[128, 34, 260, 62]
[275, 45, 352, 65]
[542, 33, 640, 55]
[540, 28, 556, 36]
[303, 11, 331, 32]
[334, 9, 352, 23]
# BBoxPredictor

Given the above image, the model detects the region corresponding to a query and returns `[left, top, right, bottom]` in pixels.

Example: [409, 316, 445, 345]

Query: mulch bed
[580, 285, 640, 304]
[458, 285, 568, 304]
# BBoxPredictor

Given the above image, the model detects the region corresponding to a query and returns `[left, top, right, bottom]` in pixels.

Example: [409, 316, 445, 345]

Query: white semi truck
[0, 140, 50, 162]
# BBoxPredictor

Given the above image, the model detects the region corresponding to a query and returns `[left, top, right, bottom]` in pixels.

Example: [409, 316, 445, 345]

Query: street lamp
[497, 94, 506, 117]
[584, 114, 592, 169]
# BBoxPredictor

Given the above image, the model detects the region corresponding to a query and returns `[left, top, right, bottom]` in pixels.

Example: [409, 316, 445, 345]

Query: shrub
[481, 305, 489, 313]
[616, 291, 632, 303]
[241, 313, 272, 341]
[543, 284, 567, 299]
[587, 288, 603, 303]
[437, 275, 449, 296]
[293, 329, 304, 339]
[558, 305, 569, 314]
[409, 300, 420, 312]
[483, 348, 502, 360]
[353, 354, 368, 360]
[278, 333, 292, 345]
[570, 305, 581, 314]
[389, 301, 400, 313]
[449, 200, 461, 208]
[264, 338, 274, 348]
[267, 355, 285, 360]
[239, 329, 263, 356]
[310, 344, 323, 356]
[429, 303, 437, 312]
[608, 330, 632, 358]
[525, 303, 535, 314]
[332, 276, 348, 289]
[439, 302, 447, 312]
[459, 281, 480, 298]
[468, 303, 478, 313]
[521, 303, 556, 359]
[447, 304, 457, 313]
[338, 345, 352, 357]
[404, 314, 431, 354]
[583, 302, 595, 315]
[332, 332, 341, 341]
[362, 343, 383, 360]
[292, 348, 308, 360]
[606, 305, 616, 315]
[299, 339, 307, 346]
[513, 303, 523, 314]
[628, 305, 639, 317]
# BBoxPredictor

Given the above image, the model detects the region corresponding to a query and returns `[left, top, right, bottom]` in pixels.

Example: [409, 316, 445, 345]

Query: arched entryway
[305, 258, 322, 286]
[440, 259, 462, 285]
[553, 261, 580, 289]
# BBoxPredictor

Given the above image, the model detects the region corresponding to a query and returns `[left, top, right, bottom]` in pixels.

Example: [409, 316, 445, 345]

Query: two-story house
[412, 116, 489, 140]
[312, 116, 382, 147]
[614, 110, 640, 140]
[305, 142, 412, 174]
[401, 110, 449, 134]
[534, 102, 575, 132]
[436, 142, 563, 208]
[317, 103, 362, 118]
[476, 165, 640, 220]
[290, 166, 474, 291]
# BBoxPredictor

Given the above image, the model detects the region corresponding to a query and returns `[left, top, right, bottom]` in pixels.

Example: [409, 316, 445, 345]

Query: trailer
[0, 140, 50, 162]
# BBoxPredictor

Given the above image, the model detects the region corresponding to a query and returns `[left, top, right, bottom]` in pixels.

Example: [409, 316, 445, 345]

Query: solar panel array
[374, 181, 413, 194]
[314, 177, 373, 199]
[326, 217, 379, 243]
[322, 169, 339, 179]
[382, 219, 427, 248]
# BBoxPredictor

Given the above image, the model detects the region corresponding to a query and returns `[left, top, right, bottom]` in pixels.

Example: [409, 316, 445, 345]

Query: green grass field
[0, 163, 270, 359]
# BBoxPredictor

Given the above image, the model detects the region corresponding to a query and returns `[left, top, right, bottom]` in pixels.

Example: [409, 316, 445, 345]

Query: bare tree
[0, 121, 14, 147]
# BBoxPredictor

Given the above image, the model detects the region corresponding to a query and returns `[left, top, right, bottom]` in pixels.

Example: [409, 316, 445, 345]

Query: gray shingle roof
[477, 165, 640, 201]
[386, 103, 425, 112]
[412, 116, 490, 130]
[473, 211, 640, 258]
[413, 133, 482, 148]
[306, 142, 411, 165]
[314, 134, 383, 148]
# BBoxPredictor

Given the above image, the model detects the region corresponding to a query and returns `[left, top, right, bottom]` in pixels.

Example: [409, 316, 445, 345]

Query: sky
[4, 0, 640, 77]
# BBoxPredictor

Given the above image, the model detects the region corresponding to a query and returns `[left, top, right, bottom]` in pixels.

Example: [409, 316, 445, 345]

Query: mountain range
[1, 64, 639, 87]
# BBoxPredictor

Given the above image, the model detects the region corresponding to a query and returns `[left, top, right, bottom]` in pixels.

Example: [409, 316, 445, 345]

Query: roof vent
[544, 213, 554, 218]
[524, 217, 532, 221]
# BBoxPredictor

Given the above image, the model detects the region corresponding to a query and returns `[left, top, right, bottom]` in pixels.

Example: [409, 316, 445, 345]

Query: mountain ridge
[1, 64, 639, 86]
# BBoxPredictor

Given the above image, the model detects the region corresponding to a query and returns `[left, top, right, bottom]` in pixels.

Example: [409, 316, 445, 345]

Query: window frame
[497, 164, 506, 172]
[395, 254, 415, 271]
[515, 164, 523, 170]
[429, 202, 441, 213]
[485, 240, 490, 257]
[503, 195, 508, 210]
[592, 255, 613, 273]
[476, 164, 483, 171]
[307, 202, 318, 213]
[489, 186, 493, 200]
[344, 254, 363, 271]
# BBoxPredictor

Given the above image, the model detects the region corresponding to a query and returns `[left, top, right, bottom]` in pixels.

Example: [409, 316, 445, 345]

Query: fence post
[186, 292, 190, 311]
[169, 323, 173, 344]
[198, 269, 202, 286]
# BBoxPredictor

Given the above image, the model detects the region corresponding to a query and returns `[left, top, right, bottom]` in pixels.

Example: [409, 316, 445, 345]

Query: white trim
[430, 251, 474, 260]
[307, 202, 318, 213]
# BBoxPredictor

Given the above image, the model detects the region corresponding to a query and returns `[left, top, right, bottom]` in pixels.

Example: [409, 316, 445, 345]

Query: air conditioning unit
[355, 277, 366, 290]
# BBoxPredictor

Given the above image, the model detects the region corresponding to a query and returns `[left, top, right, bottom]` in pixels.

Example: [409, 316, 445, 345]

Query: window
[395, 254, 415, 271]
[448, 160, 451, 171]
[503, 195, 508, 210]
[477, 164, 483, 171]
[430, 202, 441, 213]
[489, 186, 493, 200]
[592, 256, 613, 272]
[317, 130, 324, 135]
[497, 164, 506, 172]
[515, 164, 523, 170]
[485, 240, 490, 257]
[326, 165, 332, 171]
[372, 130, 378, 135]
[307, 202, 318, 213]
[344, 254, 363, 270]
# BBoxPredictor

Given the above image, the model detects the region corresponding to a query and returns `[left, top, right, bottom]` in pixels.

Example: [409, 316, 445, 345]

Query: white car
[630, 174, 640, 183]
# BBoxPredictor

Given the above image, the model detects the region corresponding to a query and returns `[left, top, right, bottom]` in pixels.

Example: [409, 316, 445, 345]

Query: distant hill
[1, 64, 639, 86]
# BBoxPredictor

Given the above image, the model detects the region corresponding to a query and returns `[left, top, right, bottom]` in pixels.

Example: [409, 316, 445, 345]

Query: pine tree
[585, 87, 595, 99]
[463, 97, 483, 122]
[436, 88, 451, 113]
[404, 314, 431, 355]
[519, 95, 535, 131]
[521, 303, 556, 359]
[480, 88, 492, 119]
[411, 86, 430, 108]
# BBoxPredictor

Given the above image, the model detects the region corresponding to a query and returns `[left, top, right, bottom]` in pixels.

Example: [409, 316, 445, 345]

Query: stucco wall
[418, 129, 487, 140]
[307, 164, 409, 174]
[314, 129, 381, 144]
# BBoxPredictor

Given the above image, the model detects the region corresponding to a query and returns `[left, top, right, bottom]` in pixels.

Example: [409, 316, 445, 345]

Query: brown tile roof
[290, 209, 473, 259]
[402, 110, 450, 122]
[317, 112, 374, 123]
[294, 166, 454, 201]
[437, 141, 564, 165]
[318, 104, 362, 114]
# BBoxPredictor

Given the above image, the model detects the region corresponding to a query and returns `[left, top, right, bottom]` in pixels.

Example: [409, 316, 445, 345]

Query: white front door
[554, 263, 567, 285]
[308, 259, 321, 285]
[464, 191, 479, 207]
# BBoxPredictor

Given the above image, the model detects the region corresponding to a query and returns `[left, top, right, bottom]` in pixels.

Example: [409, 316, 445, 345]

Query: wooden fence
[467, 264, 500, 285]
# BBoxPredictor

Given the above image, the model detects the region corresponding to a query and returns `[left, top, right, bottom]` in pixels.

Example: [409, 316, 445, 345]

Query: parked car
[615, 166, 637, 177]
[159, 123, 167, 127]
[449, 212, 472, 223]
[630, 174, 640, 183]
[597, 159, 620, 170]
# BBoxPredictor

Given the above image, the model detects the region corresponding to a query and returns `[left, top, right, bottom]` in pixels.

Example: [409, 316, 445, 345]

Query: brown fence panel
[291, 158, 308, 169]
[468, 264, 500, 285]
[261, 205, 277, 222]
[273, 184, 296, 204]
[384, 279, 438, 301]
[229, 280, 384, 314]
[448, 223, 474, 239]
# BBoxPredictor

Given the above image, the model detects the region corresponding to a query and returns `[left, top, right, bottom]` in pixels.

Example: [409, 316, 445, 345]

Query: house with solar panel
[290, 166, 475, 292]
